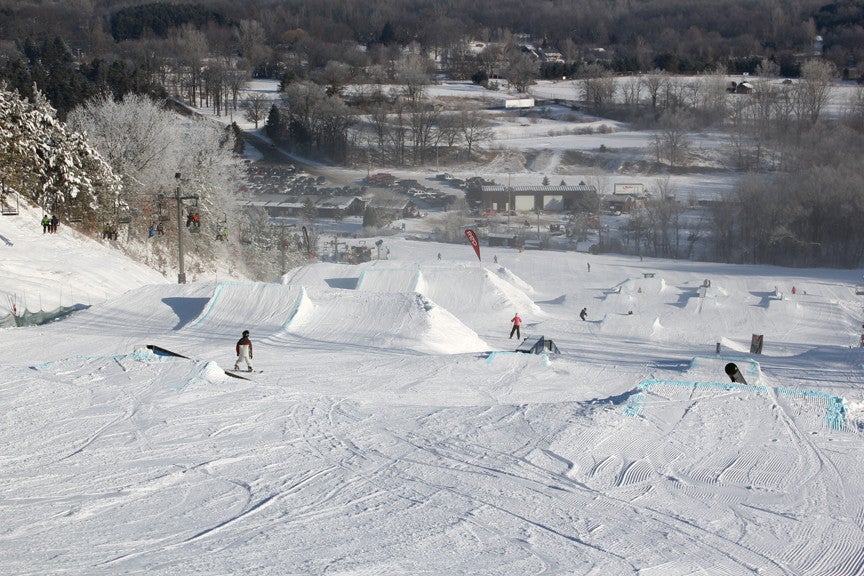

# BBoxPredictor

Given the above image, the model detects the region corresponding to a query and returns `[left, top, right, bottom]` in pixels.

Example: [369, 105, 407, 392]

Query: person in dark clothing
[234, 330, 254, 371]
[580, 307, 588, 321]
[509, 313, 522, 339]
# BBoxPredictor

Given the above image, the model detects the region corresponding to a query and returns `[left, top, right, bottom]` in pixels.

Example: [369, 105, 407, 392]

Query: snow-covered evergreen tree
[0, 85, 120, 233]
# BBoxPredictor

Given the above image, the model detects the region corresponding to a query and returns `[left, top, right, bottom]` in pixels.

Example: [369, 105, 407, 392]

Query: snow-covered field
[3, 197, 864, 574]
[234, 75, 861, 208]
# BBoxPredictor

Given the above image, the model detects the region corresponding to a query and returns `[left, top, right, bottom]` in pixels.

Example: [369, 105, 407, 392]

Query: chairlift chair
[1, 191, 19, 216]
[64, 194, 83, 223]
[155, 194, 172, 221]
[187, 210, 202, 233]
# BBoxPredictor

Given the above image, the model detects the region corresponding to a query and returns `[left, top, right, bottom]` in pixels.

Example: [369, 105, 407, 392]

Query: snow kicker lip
[624, 379, 847, 431]
[146, 344, 189, 358]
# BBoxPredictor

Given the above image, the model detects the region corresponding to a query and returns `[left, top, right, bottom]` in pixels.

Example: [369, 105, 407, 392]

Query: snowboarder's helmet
[242, 330, 249, 337]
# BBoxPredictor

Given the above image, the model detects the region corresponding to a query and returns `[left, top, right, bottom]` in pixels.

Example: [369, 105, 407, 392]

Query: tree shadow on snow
[162, 297, 211, 330]
[672, 286, 701, 308]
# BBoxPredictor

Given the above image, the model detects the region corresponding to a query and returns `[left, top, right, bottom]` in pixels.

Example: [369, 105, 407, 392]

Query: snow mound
[355, 261, 541, 318]
[599, 312, 667, 340]
[281, 288, 488, 354]
[183, 282, 306, 337]
[415, 265, 541, 317]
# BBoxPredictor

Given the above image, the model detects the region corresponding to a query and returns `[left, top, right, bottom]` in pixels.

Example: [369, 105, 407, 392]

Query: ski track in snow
[2, 211, 864, 574]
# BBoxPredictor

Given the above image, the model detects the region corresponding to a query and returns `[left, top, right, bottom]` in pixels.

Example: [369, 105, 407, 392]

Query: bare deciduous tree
[311, 60, 354, 97]
[621, 77, 642, 107]
[242, 93, 269, 129]
[844, 85, 864, 131]
[504, 52, 537, 93]
[396, 50, 432, 103]
[641, 69, 669, 116]
[408, 101, 441, 165]
[458, 109, 493, 158]
[477, 44, 504, 80]
[171, 25, 208, 106]
[642, 177, 684, 258]
[579, 63, 616, 113]
[234, 19, 268, 75]
[793, 60, 836, 126]
[652, 112, 692, 168]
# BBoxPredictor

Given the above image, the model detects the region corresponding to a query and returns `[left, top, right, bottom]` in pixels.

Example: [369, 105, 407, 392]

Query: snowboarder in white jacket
[234, 330, 253, 371]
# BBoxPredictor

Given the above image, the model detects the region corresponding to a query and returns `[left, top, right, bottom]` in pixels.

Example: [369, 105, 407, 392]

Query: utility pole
[175, 173, 186, 284]
[507, 173, 511, 227]
[174, 172, 199, 284]
[279, 224, 287, 275]
[333, 230, 339, 262]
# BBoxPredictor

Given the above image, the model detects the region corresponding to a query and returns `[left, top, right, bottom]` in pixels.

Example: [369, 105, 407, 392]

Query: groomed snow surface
[3, 205, 864, 575]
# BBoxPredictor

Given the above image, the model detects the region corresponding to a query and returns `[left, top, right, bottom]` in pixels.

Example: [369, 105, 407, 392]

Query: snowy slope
[0, 202, 168, 316]
[2, 214, 864, 575]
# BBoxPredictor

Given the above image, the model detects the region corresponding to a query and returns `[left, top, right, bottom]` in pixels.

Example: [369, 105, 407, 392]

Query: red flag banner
[465, 229, 481, 261]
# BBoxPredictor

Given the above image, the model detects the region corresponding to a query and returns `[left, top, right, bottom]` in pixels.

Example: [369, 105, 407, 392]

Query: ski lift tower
[174, 172, 199, 284]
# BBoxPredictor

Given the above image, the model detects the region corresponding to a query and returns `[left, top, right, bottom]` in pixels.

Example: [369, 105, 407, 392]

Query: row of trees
[256, 49, 495, 166]
[2, 0, 859, 76]
[707, 122, 864, 268]
[4, 1, 864, 269]
[607, 99, 864, 268]
[0, 0, 859, 124]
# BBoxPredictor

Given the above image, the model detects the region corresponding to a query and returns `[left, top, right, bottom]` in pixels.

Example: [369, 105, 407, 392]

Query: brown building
[479, 184, 598, 214]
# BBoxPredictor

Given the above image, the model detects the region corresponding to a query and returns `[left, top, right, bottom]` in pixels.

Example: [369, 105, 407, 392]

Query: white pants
[236, 345, 253, 370]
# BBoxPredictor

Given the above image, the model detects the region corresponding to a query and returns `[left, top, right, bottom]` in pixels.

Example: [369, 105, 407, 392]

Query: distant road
[168, 97, 357, 187]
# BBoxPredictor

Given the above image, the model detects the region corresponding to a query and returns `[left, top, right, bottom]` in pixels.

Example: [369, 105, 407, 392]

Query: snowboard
[224, 368, 262, 380]
[724, 362, 747, 385]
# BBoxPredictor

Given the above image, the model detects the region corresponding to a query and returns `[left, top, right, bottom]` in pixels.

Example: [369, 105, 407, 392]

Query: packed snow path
[2, 213, 864, 574]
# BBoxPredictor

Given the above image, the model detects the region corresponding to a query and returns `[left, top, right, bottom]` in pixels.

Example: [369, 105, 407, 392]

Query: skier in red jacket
[509, 313, 522, 339]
